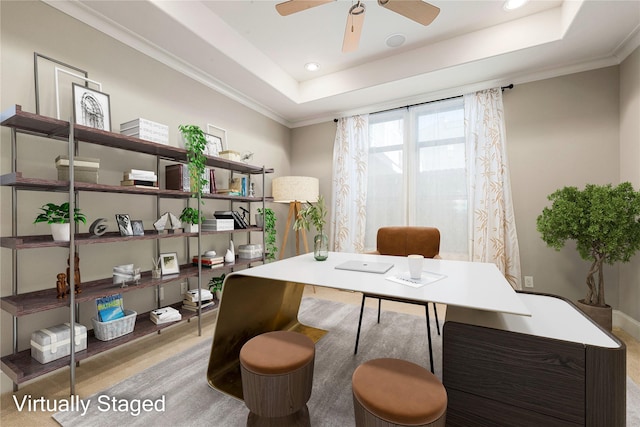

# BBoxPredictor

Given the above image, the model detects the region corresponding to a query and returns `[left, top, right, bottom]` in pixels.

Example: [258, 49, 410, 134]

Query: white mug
[407, 254, 424, 279]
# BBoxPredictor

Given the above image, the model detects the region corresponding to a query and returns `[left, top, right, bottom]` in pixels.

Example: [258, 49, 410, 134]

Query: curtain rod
[333, 84, 514, 122]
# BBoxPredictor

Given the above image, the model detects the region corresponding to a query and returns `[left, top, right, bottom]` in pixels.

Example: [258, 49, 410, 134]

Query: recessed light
[504, 0, 528, 10]
[385, 33, 406, 48]
[304, 62, 320, 72]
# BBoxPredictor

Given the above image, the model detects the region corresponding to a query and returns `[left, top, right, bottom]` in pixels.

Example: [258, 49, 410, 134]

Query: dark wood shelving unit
[0, 104, 272, 391]
[0, 301, 218, 385]
[0, 105, 273, 175]
[0, 172, 274, 202]
[0, 257, 261, 317]
[1, 228, 264, 250]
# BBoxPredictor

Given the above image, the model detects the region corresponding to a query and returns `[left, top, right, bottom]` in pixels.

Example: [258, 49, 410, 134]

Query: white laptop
[335, 260, 394, 274]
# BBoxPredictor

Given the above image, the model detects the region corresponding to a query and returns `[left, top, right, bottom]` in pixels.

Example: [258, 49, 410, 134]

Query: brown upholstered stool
[352, 358, 447, 427]
[240, 330, 315, 427]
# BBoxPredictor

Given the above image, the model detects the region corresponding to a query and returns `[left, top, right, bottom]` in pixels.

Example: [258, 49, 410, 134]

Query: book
[192, 255, 224, 264]
[120, 179, 158, 187]
[182, 298, 213, 307]
[184, 289, 213, 302]
[123, 172, 157, 181]
[96, 294, 125, 322]
[150, 306, 182, 324]
[182, 300, 215, 311]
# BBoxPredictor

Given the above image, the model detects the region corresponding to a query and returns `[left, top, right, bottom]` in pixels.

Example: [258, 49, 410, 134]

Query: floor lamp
[272, 176, 319, 260]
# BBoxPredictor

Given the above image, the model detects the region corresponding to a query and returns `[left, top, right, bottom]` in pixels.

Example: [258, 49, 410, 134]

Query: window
[365, 97, 468, 259]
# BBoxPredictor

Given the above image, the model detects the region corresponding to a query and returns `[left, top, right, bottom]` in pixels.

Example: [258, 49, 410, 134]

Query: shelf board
[1, 257, 262, 317]
[1, 227, 265, 250]
[1, 172, 274, 203]
[0, 301, 218, 385]
[1, 105, 274, 175]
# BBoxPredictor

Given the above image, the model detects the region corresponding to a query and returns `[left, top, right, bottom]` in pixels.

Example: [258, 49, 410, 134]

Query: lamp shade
[272, 176, 319, 203]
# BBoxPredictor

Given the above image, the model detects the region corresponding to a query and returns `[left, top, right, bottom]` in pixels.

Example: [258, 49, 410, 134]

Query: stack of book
[182, 289, 215, 312]
[150, 306, 182, 325]
[192, 255, 225, 268]
[121, 169, 158, 188]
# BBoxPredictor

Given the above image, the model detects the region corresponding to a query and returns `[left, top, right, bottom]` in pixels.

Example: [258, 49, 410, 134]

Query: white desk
[233, 252, 530, 316]
[206, 252, 530, 399]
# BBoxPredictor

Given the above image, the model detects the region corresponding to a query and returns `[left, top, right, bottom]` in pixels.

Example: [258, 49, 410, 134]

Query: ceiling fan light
[504, 0, 529, 10]
[304, 62, 320, 71]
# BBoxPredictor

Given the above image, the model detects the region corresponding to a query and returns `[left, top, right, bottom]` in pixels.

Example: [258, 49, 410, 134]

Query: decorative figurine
[89, 218, 108, 237]
[66, 254, 82, 294]
[56, 273, 67, 299]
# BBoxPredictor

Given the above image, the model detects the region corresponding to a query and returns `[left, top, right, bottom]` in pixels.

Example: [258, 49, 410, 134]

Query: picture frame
[204, 133, 223, 157]
[115, 214, 133, 236]
[72, 82, 111, 131]
[206, 124, 227, 153]
[160, 252, 180, 275]
[131, 220, 144, 236]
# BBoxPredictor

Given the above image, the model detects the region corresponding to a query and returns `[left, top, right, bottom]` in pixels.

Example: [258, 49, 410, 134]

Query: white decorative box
[30, 322, 87, 364]
[201, 218, 235, 231]
[219, 150, 241, 162]
[238, 244, 263, 259]
[55, 155, 99, 183]
[120, 118, 169, 145]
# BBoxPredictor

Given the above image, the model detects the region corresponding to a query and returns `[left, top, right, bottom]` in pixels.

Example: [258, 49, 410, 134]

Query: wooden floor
[1, 286, 639, 427]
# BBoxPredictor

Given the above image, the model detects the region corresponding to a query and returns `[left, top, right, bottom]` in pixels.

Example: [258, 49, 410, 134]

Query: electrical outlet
[180, 282, 188, 295]
[524, 276, 534, 288]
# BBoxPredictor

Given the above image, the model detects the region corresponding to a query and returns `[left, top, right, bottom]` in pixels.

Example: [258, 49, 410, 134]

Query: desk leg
[206, 275, 327, 399]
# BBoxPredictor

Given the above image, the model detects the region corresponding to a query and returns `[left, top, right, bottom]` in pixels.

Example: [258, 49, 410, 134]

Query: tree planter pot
[575, 299, 612, 331]
[186, 224, 199, 233]
[51, 223, 70, 242]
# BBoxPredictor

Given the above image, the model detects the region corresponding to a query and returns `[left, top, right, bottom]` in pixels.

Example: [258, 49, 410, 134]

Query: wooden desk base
[206, 275, 327, 399]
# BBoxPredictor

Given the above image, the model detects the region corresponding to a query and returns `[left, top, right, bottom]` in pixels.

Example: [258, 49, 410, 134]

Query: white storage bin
[238, 244, 263, 259]
[92, 310, 137, 341]
[30, 322, 87, 364]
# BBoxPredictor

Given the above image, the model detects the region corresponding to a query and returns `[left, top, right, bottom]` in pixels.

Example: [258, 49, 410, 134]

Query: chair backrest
[376, 226, 440, 258]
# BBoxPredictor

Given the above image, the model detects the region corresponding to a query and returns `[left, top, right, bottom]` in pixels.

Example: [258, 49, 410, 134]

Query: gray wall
[619, 47, 640, 323]
[290, 63, 639, 327]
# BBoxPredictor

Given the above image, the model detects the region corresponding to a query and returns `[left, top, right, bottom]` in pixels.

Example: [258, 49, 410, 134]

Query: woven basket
[92, 309, 137, 341]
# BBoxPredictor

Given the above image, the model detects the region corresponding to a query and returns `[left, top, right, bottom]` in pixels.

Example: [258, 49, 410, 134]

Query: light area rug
[54, 298, 640, 427]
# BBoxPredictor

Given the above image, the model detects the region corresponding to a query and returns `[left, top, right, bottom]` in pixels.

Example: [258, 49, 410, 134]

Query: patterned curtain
[330, 115, 369, 253]
[464, 88, 522, 289]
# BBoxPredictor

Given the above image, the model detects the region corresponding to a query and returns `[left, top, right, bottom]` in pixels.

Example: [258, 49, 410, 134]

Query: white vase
[51, 223, 71, 241]
[187, 224, 199, 233]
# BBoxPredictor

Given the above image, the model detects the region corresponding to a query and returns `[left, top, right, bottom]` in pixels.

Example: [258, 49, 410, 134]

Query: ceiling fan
[275, 0, 440, 53]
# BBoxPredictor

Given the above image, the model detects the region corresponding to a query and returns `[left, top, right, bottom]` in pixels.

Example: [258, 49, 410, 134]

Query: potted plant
[294, 194, 328, 261]
[178, 124, 208, 201]
[208, 273, 225, 301]
[536, 182, 640, 330]
[34, 202, 87, 241]
[179, 206, 205, 233]
[257, 207, 277, 262]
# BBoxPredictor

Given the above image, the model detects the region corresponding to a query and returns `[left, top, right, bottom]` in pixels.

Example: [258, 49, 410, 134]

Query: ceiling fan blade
[276, 0, 333, 16]
[342, 2, 366, 53]
[378, 0, 440, 26]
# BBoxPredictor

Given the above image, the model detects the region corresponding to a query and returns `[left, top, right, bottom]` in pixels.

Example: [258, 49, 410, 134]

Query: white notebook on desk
[386, 271, 447, 288]
[335, 260, 394, 274]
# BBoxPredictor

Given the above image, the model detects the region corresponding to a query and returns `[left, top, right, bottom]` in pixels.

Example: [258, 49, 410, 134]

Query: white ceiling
[46, 0, 640, 128]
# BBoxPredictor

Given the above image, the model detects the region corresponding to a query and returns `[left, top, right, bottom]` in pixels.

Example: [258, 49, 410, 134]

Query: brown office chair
[355, 226, 441, 373]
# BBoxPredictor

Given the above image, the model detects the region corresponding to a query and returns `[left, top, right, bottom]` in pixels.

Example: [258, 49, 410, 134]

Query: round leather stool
[240, 330, 315, 427]
[352, 358, 447, 427]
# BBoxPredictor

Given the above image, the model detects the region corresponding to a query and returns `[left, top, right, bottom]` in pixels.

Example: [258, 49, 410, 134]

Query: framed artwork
[206, 124, 227, 154]
[72, 83, 111, 131]
[115, 214, 133, 236]
[160, 252, 180, 275]
[204, 133, 223, 157]
[131, 220, 144, 236]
